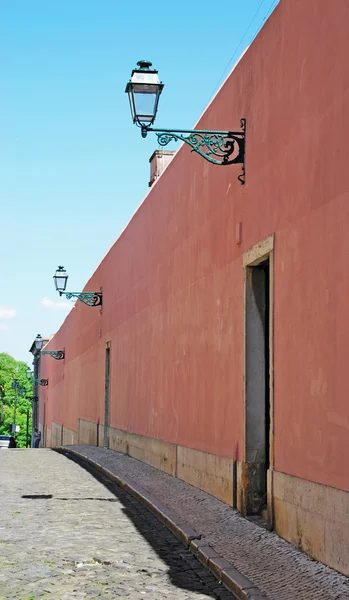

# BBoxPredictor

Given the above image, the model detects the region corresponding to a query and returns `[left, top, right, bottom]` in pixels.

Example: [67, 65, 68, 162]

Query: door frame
[241, 234, 274, 525]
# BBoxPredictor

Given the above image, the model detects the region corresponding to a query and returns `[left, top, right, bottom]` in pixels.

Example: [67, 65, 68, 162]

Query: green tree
[0, 353, 33, 448]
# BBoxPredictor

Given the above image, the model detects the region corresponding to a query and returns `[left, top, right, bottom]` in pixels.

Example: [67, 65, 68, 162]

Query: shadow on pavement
[54, 449, 233, 600]
[22, 495, 119, 502]
[22, 494, 53, 499]
[56, 496, 118, 502]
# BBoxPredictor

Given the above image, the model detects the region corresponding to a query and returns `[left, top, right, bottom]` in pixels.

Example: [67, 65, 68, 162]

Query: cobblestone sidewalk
[67, 445, 349, 600]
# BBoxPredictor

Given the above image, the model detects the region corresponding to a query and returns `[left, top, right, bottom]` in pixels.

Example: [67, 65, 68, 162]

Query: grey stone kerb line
[55, 447, 266, 600]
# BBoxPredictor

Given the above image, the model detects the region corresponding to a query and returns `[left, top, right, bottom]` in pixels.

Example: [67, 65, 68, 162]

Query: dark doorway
[245, 257, 270, 514]
[104, 344, 111, 449]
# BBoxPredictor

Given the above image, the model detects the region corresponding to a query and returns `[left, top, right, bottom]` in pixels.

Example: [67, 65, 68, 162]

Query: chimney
[149, 150, 175, 187]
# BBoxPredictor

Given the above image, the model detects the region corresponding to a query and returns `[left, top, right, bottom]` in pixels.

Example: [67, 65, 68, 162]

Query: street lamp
[11, 380, 26, 437]
[26, 369, 48, 386]
[24, 396, 38, 448]
[53, 266, 102, 308]
[53, 266, 68, 294]
[34, 334, 44, 351]
[126, 60, 246, 183]
[29, 334, 45, 445]
[126, 60, 163, 131]
[0, 386, 4, 426]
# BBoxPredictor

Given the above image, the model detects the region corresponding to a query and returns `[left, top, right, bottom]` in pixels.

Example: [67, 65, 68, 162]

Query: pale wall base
[50, 418, 349, 575]
[177, 445, 235, 505]
[51, 422, 79, 447]
[106, 427, 235, 505]
[78, 418, 98, 446]
[63, 426, 78, 446]
[273, 470, 349, 576]
[77, 422, 235, 505]
[108, 427, 177, 476]
[51, 422, 63, 447]
[45, 426, 51, 448]
[38, 422, 45, 447]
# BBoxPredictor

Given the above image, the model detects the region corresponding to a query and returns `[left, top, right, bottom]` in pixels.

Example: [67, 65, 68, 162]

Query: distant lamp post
[0, 386, 4, 426]
[53, 266, 102, 308]
[11, 380, 27, 437]
[34, 334, 44, 351]
[26, 369, 48, 386]
[126, 60, 246, 183]
[41, 349, 65, 360]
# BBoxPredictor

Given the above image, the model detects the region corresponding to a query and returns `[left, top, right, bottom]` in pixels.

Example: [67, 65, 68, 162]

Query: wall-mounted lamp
[125, 60, 246, 183]
[34, 379, 48, 386]
[26, 369, 48, 386]
[36, 379, 48, 386]
[11, 381, 26, 396]
[53, 266, 102, 308]
[41, 350, 65, 360]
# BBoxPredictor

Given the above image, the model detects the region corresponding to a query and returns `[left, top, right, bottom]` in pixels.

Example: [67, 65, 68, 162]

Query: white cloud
[0, 306, 16, 319]
[0, 323, 9, 331]
[41, 297, 73, 311]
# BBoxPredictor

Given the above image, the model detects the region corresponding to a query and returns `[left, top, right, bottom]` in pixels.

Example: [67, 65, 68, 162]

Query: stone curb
[55, 447, 266, 600]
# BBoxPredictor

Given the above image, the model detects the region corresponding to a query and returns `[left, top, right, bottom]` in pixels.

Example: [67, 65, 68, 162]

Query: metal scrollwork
[148, 119, 246, 183]
[41, 350, 65, 360]
[65, 291, 103, 307]
[157, 132, 175, 146]
[238, 164, 245, 186]
[38, 379, 48, 386]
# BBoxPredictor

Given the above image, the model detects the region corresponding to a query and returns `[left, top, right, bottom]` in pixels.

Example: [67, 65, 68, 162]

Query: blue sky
[0, 0, 279, 364]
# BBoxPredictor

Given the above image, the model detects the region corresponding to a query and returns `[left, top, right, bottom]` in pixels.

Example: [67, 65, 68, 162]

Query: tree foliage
[0, 353, 33, 448]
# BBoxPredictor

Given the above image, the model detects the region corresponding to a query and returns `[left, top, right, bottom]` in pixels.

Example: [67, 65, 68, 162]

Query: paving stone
[0, 449, 238, 599]
[67, 444, 349, 600]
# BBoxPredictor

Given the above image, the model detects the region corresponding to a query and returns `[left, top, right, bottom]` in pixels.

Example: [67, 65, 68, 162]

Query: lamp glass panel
[133, 86, 158, 122]
[54, 268, 68, 292]
[126, 68, 163, 125]
[35, 335, 43, 350]
[127, 90, 136, 122]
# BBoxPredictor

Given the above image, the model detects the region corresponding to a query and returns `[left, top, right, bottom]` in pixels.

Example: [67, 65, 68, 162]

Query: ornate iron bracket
[33, 379, 48, 386]
[141, 118, 246, 184]
[60, 288, 102, 308]
[41, 350, 65, 360]
[27, 396, 39, 403]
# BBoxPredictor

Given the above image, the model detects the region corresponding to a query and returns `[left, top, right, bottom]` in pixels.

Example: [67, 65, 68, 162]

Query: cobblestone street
[0, 450, 235, 600]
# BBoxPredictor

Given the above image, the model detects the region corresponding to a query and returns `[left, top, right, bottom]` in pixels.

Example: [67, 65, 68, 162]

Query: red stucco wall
[41, 0, 349, 493]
